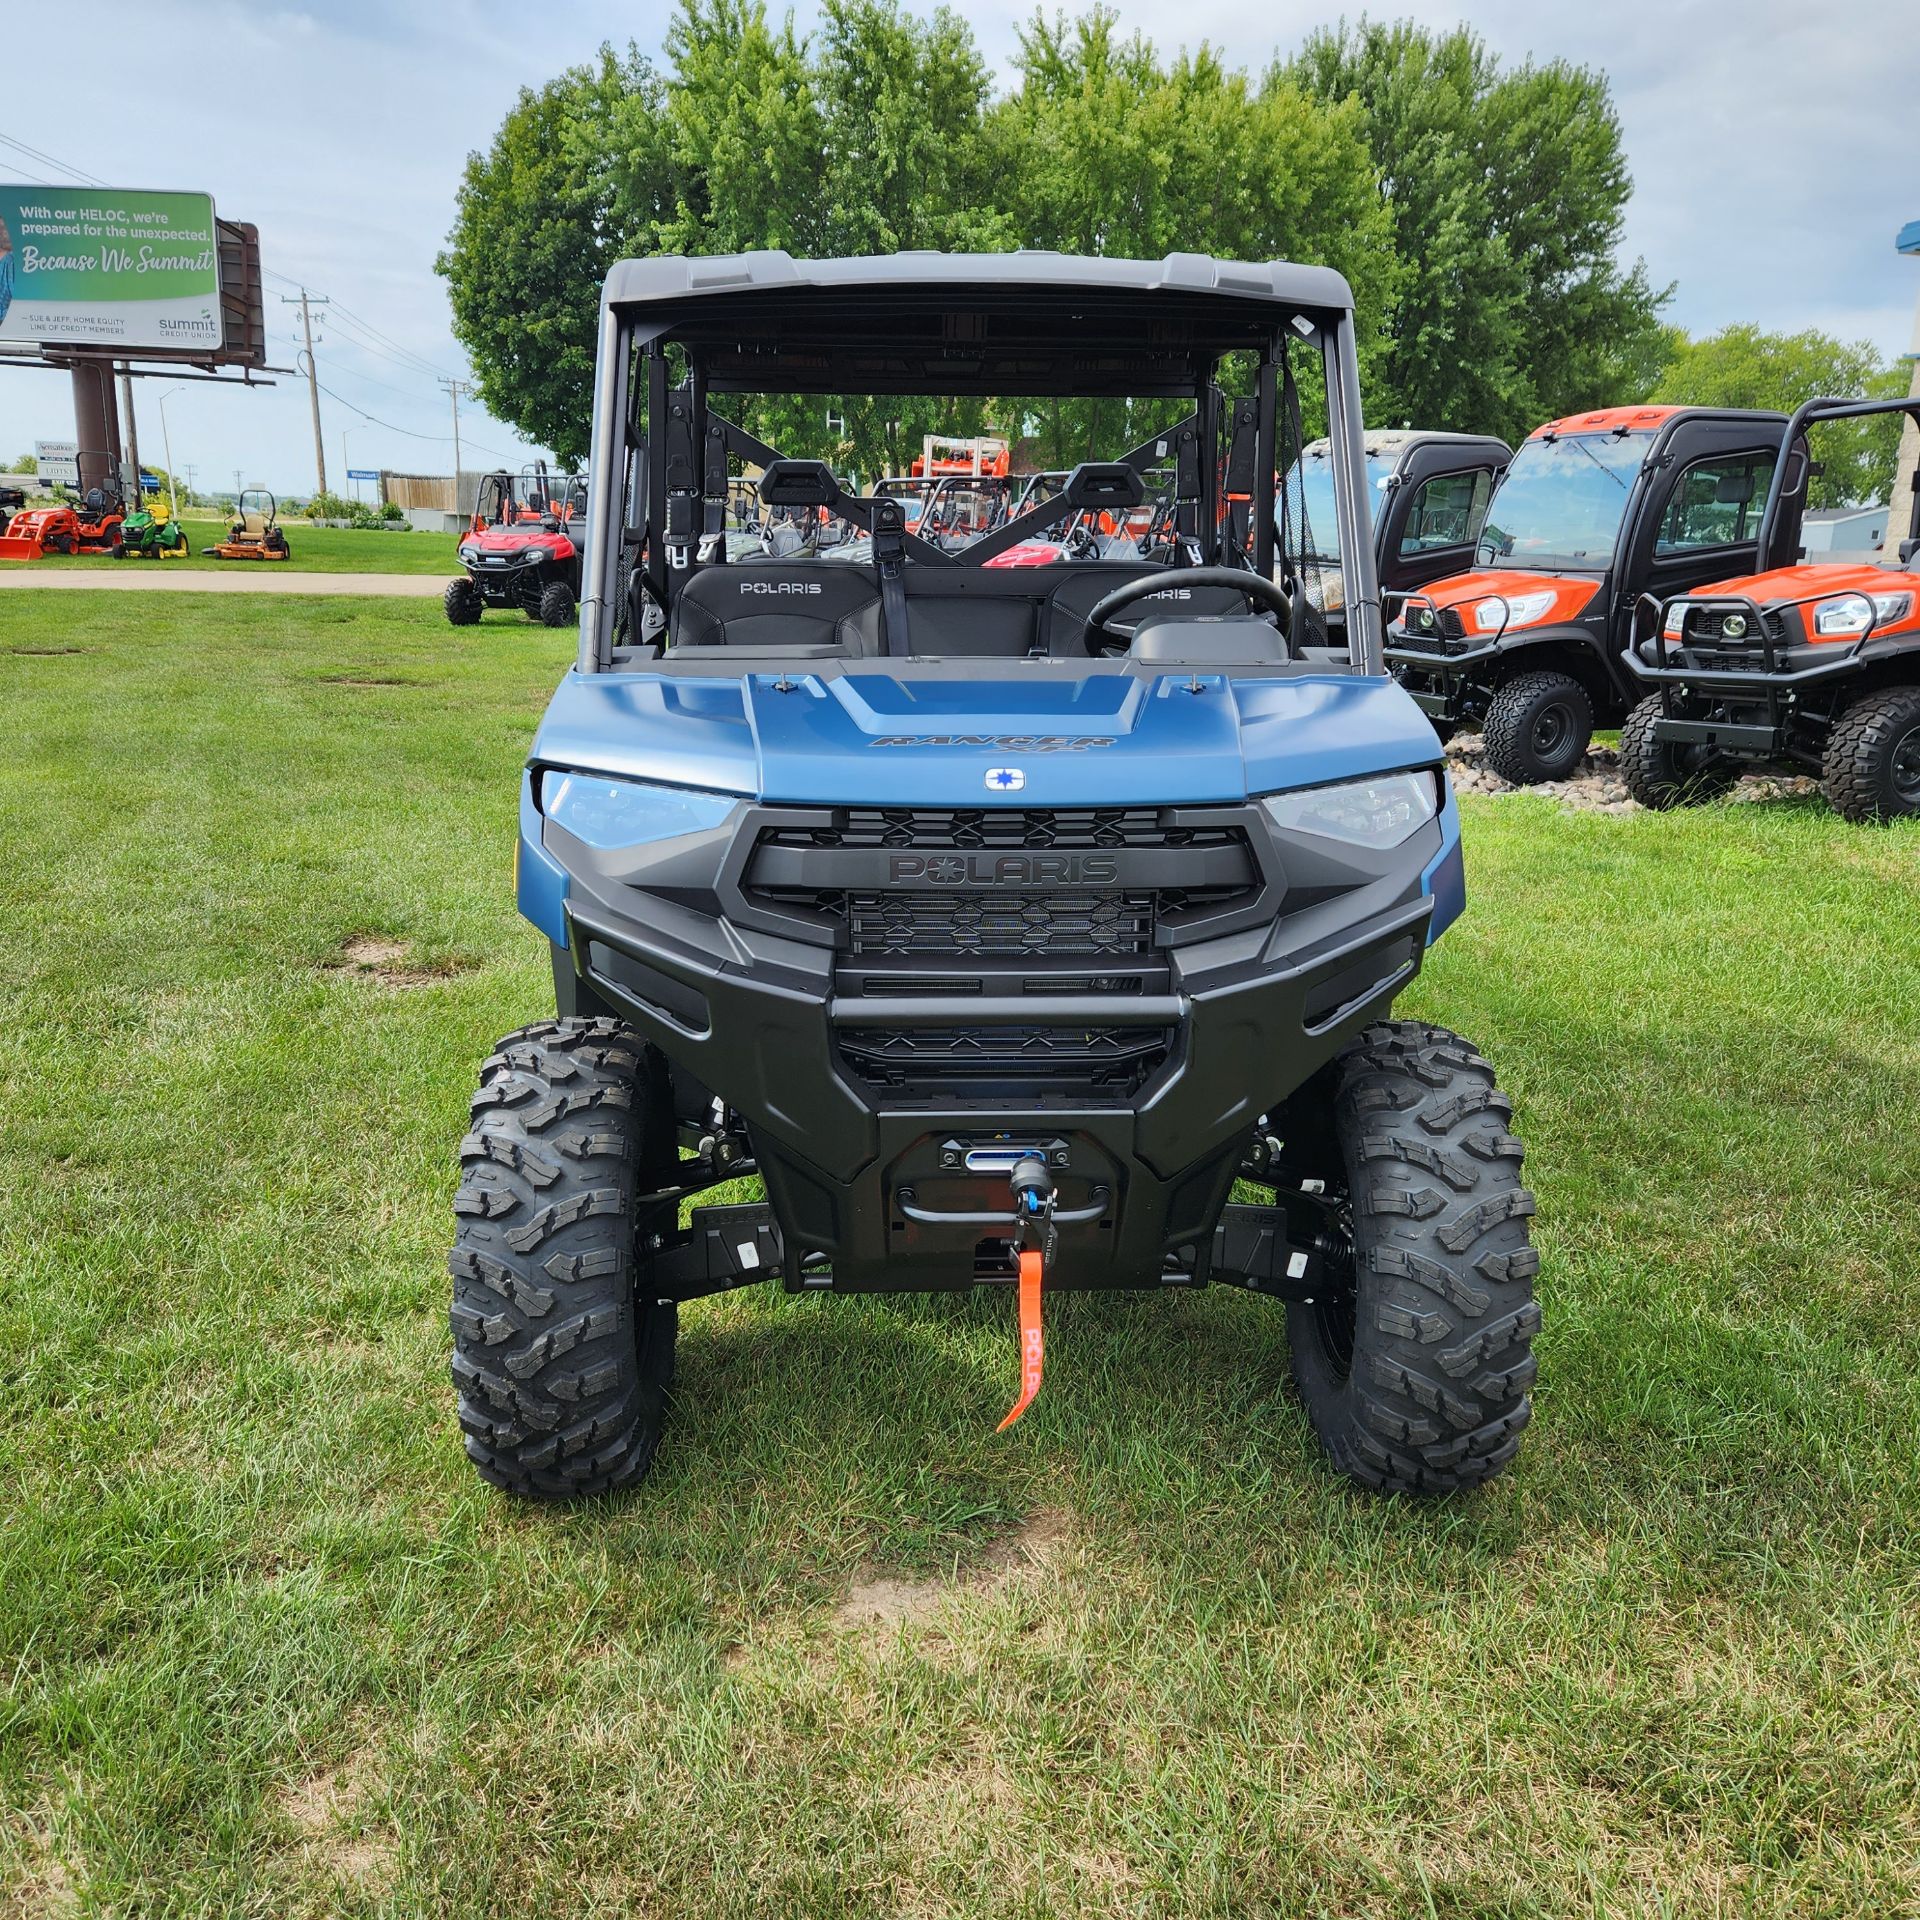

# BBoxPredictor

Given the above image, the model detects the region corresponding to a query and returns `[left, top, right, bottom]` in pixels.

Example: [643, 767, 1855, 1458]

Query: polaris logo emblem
[888, 853, 1120, 885]
[1146, 588, 1192, 601]
[739, 580, 823, 595]
[984, 766, 1024, 791]
[869, 735, 1113, 752]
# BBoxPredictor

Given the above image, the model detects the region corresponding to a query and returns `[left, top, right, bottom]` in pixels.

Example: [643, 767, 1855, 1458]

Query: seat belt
[870, 496, 912, 658]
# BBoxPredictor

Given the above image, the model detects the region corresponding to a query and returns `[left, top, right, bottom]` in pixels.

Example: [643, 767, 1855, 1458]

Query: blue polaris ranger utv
[451, 252, 1539, 1498]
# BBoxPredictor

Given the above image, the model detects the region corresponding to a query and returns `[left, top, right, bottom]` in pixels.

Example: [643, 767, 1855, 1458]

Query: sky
[4, 0, 1916, 497]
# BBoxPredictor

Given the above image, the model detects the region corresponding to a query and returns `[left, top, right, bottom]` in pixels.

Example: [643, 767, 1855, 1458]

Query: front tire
[450, 1018, 680, 1499]
[538, 580, 576, 627]
[1619, 695, 1739, 809]
[1286, 1022, 1539, 1495]
[1822, 686, 1920, 822]
[1482, 671, 1593, 784]
[444, 577, 482, 626]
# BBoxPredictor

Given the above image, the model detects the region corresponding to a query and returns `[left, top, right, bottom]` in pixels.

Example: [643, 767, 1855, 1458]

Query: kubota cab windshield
[1476, 431, 1650, 569]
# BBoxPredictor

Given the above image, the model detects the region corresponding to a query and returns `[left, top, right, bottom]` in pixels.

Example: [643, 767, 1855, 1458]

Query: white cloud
[4, 0, 1914, 490]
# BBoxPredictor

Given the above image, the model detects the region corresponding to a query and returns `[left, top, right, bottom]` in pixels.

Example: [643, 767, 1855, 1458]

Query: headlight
[1812, 590, 1911, 637]
[520, 545, 549, 564]
[1263, 771, 1440, 848]
[1662, 603, 1687, 638]
[541, 772, 740, 850]
[458, 543, 479, 563]
[1472, 589, 1556, 633]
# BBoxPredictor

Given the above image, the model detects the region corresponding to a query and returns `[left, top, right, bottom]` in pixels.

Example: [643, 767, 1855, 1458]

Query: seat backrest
[671, 563, 882, 654]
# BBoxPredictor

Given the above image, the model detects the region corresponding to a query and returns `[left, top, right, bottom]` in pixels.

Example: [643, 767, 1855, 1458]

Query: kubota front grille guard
[1389, 591, 1510, 656]
[1630, 589, 1878, 688]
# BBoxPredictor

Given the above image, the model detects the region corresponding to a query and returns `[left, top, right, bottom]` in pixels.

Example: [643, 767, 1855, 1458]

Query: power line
[0, 132, 107, 187]
[314, 381, 519, 462]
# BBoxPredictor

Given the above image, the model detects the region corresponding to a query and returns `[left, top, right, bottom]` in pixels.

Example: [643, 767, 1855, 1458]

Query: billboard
[0, 187, 222, 352]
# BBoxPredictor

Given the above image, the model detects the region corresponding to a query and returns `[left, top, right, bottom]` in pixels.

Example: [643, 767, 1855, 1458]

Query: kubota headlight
[1812, 590, 1911, 637]
[1472, 589, 1556, 633]
[540, 771, 740, 849]
[1263, 771, 1440, 848]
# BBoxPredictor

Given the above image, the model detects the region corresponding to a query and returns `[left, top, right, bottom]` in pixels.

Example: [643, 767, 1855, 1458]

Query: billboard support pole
[72, 363, 117, 495]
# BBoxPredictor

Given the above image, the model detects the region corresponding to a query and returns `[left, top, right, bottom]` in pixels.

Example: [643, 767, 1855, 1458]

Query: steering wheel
[1084, 566, 1294, 653]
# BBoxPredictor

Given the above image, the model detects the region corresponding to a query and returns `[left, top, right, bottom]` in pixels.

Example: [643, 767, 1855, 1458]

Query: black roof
[600, 250, 1356, 397]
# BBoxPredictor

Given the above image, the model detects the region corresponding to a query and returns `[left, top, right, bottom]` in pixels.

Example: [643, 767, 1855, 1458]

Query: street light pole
[155, 387, 186, 523]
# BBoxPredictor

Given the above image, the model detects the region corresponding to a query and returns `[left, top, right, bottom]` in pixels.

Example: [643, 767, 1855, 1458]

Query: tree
[439, 50, 655, 465]
[987, 10, 1400, 463]
[1287, 20, 1666, 443]
[1649, 325, 1908, 509]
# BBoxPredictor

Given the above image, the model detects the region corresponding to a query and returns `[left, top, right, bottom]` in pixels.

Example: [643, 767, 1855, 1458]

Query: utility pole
[440, 376, 472, 516]
[118, 364, 140, 494]
[280, 286, 332, 498]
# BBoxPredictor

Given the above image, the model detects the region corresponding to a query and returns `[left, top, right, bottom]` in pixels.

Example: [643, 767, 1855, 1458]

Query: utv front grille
[844, 890, 1154, 956]
[742, 804, 1261, 1105]
[837, 1023, 1172, 1100]
[756, 807, 1244, 852]
[1684, 608, 1791, 648]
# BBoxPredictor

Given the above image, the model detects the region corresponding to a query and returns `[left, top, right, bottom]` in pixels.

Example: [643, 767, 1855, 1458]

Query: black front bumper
[544, 799, 1440, 1291]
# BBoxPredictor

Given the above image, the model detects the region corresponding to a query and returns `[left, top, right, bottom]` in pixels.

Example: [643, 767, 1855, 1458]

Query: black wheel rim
[1891, 725, 1920, 805]
[1531, 702, 1572, 758]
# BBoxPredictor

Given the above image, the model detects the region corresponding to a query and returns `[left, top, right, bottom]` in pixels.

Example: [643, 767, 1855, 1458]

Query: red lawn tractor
[0, 459, 128, 561]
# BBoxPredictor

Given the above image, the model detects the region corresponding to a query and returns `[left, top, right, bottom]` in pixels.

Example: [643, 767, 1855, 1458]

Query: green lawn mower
[120, 487, 190, 560]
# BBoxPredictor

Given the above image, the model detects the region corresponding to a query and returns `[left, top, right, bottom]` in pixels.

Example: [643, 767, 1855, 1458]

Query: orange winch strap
[996, 1248, 1045, 1432]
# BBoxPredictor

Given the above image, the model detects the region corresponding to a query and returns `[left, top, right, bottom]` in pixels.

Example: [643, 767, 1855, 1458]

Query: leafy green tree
[1649, 325, 1908, 509]
[987, 10, 1399, 464]
[1287, 20, 1666, 442]
[439, 50, 655, 464]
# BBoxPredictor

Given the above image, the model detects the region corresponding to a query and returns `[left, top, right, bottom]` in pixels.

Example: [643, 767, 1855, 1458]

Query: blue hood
[530, 668, 1441, 805]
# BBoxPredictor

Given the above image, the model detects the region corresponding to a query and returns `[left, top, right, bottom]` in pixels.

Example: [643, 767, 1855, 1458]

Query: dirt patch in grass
[835, 1506, 1073, 1636]
[279, 1746, 395, 1890]
[5, 645, 94, 656]
[324, 934, 471, 989]
[4, 1809, 81, 1915]
[319, 674, 417, 687]
[1448, 731, 1821, 812]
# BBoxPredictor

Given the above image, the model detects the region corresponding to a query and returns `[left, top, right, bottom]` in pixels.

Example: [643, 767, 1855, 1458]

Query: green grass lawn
[4, 590, 1919, 1917]
[18, 514, 459, 576]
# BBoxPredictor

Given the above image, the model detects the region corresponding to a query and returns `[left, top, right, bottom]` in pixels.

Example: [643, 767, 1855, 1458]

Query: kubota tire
[449, 1018, 680, 1499]
[444, 577, 482, 626]
[1821, 686, 1920, 822]
[1286, 1021, 1538, 1496]
[1618, 696, 1739, 810]
[1482, 671, 1592, 785]
[538, 580, 576, 628]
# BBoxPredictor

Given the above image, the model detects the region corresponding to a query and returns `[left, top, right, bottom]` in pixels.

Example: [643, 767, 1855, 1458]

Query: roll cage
[572, 253, 1384, 675]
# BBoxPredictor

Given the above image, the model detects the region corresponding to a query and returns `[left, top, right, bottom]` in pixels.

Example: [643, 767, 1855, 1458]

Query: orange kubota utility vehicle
[1384, 405, 1797, 782]
[1621, 394, 1920, 820]
[203, 488, 291, 561]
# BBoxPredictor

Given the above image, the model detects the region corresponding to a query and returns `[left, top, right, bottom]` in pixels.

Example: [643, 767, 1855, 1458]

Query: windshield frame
[576, 258, 1386, 674]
